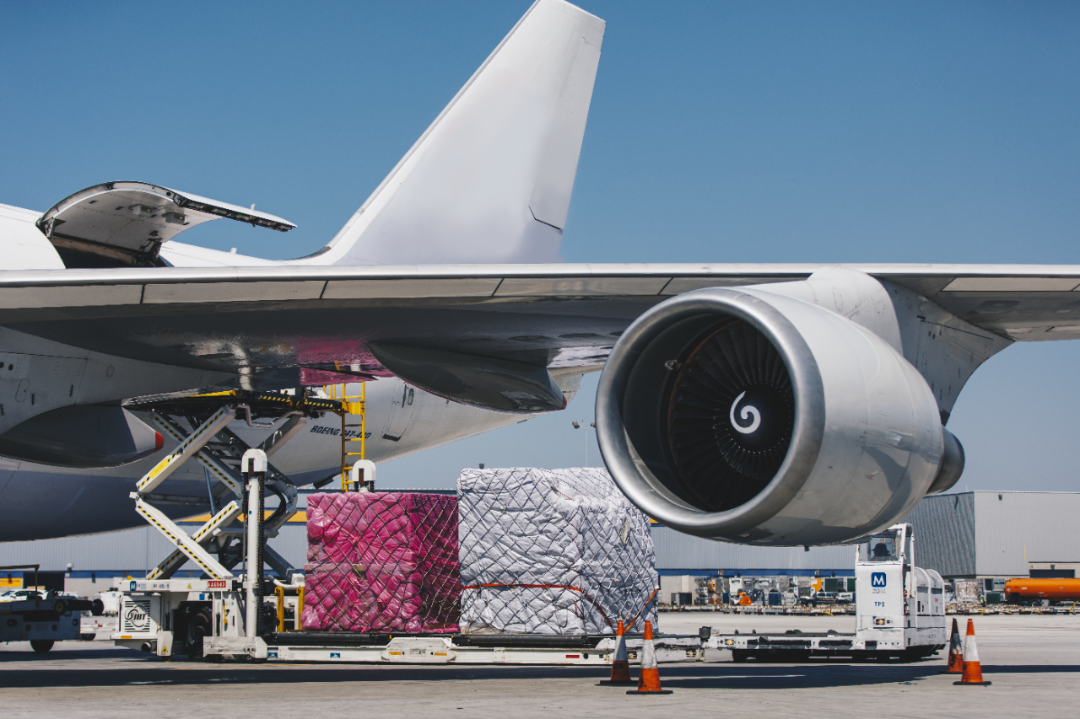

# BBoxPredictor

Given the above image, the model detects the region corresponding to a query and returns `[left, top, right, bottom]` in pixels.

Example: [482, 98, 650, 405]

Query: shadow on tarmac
[643, 663, 1078, 689]
[615, 663, 943, 690]
[978, 664, 1080, 674]
[1, 646, 1075, 691]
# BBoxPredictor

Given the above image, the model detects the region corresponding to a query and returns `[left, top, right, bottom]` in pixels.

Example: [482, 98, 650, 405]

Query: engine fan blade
[666, 321, 795, 512]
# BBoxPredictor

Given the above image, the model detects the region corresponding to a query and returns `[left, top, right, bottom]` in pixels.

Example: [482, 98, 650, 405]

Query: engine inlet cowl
[596, 284, 949, 546]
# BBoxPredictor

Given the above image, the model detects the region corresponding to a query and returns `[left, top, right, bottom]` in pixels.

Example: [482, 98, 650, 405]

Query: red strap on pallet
[461, 583, 659, 634]
[625, 588, 658, 630]
[461, 582, 615, 632]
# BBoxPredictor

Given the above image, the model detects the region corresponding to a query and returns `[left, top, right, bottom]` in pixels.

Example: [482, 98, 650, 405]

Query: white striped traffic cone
[953, 619, 991, 686]
[600, 619, 635, 685]
[626, 620, 673, 695]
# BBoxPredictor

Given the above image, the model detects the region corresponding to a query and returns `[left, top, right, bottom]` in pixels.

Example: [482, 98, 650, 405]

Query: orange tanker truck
[1004, 578, 1080, 606]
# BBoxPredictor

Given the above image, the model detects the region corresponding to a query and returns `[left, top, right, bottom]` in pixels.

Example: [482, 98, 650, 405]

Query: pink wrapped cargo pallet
[302, 492, 460, 634]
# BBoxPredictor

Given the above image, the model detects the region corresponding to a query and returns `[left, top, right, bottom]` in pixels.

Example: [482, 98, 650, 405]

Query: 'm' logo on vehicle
[871, 572, 886, 588]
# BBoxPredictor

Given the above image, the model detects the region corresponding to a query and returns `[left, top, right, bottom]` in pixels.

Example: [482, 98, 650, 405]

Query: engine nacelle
[0, 405, 163, 468]
[596, 286, 960, 546]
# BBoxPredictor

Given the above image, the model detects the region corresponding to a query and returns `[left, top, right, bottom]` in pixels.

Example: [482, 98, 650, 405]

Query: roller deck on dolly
[116, 576, 702, 664]
[261, 630, 703, 665]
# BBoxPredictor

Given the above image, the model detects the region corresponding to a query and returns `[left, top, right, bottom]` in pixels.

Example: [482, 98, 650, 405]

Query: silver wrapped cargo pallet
[457, 467, 659, 635]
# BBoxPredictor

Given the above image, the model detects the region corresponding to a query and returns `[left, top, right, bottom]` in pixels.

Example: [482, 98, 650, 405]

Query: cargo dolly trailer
[114, 571, 702, 664]
[113, 545, 702, 665]
[259, 631, 704, 665]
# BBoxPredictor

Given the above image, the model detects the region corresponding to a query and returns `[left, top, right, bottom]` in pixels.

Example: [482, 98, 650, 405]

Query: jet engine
[0, 405, 164, 468]
[595, 285, 964, 546]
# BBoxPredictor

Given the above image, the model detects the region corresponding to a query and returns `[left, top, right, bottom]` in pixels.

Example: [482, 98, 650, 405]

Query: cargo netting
[457, 468, 658, 635]
[302, 492, 460, 633]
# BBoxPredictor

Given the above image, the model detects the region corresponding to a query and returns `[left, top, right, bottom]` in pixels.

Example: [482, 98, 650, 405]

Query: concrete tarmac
[2, 612, 1076, 718]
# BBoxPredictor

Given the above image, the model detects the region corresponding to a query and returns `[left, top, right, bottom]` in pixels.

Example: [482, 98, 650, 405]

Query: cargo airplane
[1, 0, 1076, 548]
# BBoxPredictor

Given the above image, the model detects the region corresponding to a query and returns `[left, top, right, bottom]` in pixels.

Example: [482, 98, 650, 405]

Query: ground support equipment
[112, 391, 334, 659]
[707, 629, 938, 662]
[706, 524, 947, 663]
[256, 631, 705, 665]
[1, 594, 102, 652]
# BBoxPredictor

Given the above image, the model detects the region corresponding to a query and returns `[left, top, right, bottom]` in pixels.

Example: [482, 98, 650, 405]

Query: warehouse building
[901, 490, 1080, 581]
[651, 527, 852, 577]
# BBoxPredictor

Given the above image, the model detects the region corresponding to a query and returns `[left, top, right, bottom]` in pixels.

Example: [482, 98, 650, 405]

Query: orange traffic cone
[953, 619, 991, 686]
[942, 618, 964, 674]
[626, 620, 673, 695]
[600, 620, 635, 685]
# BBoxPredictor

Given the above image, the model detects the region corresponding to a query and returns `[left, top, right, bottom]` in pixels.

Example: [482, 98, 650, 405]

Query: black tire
[91, 599, 105, 616]
[30, 640, 54, 653]
[185, 607, 213, 661]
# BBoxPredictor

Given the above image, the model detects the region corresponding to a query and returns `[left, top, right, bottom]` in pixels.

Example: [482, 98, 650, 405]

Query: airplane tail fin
[305, 0, 604, 266]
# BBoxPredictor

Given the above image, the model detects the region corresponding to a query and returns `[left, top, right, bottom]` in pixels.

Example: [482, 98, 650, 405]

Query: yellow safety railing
[275, 584, 304, 632]
[322, 382, 366, 490]
[276, 586, 286, 632]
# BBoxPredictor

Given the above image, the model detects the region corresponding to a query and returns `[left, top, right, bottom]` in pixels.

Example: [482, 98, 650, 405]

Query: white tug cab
[854, 523, 947, 655]
[714, 523, 947, 662]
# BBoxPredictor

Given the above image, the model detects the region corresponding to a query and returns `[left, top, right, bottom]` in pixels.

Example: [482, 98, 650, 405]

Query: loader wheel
[30, 640, 54, 653]
[185, 607, 213, 661]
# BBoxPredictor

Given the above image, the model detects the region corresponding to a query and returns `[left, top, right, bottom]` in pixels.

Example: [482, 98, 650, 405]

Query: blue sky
[2, 1, 1078, 492]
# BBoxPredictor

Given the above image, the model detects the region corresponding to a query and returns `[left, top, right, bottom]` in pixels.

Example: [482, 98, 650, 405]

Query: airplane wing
[2, 262, 1068, 545]
[1, 263, 1079, 391]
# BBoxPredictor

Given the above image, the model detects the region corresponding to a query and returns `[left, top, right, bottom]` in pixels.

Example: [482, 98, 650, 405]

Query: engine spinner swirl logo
[729, 391, 762, 434]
